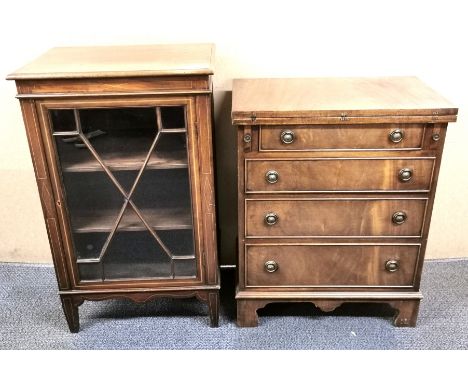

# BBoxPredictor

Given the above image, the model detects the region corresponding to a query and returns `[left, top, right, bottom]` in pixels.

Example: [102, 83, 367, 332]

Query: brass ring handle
[399, 168, 413, 182]
[385, 260, 400, 272]
[389, 129, 404, 143]
[280, 130, 295, 144]
[392, 211, 407, 225]
[265, 212, 278, 225]
[266, 170, 279, 184]
[265, 260, 279, 273]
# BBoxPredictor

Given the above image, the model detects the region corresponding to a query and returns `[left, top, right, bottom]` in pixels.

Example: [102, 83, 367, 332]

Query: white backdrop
[1, 0, 467, 263]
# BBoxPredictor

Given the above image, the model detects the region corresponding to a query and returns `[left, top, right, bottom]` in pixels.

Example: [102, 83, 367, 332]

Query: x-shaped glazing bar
[73, 109, 175, 267]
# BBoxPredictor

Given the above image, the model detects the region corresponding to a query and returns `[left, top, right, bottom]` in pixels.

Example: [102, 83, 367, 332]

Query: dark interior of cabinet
[50, 106, 197, 282]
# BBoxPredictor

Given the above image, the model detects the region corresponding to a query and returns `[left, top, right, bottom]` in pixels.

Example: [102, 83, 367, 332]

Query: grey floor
[0, 259, 467, 349]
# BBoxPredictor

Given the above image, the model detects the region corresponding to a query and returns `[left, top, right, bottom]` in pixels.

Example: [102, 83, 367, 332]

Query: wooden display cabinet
[7, 44, 220, 331]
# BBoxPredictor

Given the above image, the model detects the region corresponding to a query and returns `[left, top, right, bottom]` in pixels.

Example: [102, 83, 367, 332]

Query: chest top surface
[232, 77, 457, 122]
[6, 43, 215, 80]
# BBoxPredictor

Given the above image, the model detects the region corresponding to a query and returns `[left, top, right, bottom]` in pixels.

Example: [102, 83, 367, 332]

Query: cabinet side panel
[18, 97, 70, 290]
[237, 127, 248, 290]
[196, 94, 219, 285]
[414, 123, 448, 288]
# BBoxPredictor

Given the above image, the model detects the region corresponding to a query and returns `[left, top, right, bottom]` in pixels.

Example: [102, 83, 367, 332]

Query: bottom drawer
[246, 244, 419, 287]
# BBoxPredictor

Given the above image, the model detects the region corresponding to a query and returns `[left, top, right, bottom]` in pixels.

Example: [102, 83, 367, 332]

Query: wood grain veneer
[8, 44, 220, 331]
[233, 76, 457, 327]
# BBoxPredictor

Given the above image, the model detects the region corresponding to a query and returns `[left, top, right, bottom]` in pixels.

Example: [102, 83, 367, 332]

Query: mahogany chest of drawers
[232, 77, 457, 327]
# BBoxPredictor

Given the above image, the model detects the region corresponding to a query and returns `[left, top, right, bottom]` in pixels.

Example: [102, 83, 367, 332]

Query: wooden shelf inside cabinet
[8, 44, 220, 331]
[71, 206, 193, 233]
[57, 131, 189, 172]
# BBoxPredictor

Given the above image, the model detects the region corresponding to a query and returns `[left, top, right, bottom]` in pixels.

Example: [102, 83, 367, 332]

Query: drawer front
[245, 198, 427, 237]
[246, 244, 419, 287]
[246, 158, 434, 193]
[259, 124, 425, 151]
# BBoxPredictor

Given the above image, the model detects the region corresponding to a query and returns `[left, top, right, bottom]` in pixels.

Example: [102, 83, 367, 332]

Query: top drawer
[259, 124, 425, 151]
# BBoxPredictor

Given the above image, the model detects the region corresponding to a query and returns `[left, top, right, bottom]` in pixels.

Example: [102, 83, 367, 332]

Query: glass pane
[57, 171, 124, 232]
[50, 109, 77, 132]
[132, 168, 193, 229]
[78, 263, 101, 282]
[55, 120, 124, 267]
[146, 133, 188, 170]
[73, 232, 108, 261]
[78, 108, 157, 186]
[103, 230, 172, 280]
[174, 259, 197, 278]
[158, 230, 195, 258]
[50, 105, 197, 281]
[160, 106, 186, 130]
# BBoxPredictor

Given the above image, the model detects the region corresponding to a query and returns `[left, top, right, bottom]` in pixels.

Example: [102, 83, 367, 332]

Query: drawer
[259, 124, 425, 151]
[246, 158, 435, 193]
[245, 244, 420, 287]
[245, 198, 427, 237]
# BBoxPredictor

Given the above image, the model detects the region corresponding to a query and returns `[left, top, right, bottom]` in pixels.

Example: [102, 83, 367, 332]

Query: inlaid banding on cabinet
[17, 90, 212, 99]
[15, 76, 210, 94]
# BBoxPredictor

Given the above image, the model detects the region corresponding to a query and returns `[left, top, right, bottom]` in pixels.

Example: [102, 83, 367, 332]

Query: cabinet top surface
[7, 44, 215, 80]
[232, 77, 457, 122]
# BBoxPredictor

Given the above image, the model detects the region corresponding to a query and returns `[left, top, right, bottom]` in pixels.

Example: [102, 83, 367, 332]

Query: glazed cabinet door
[37, 99, 203, 284]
